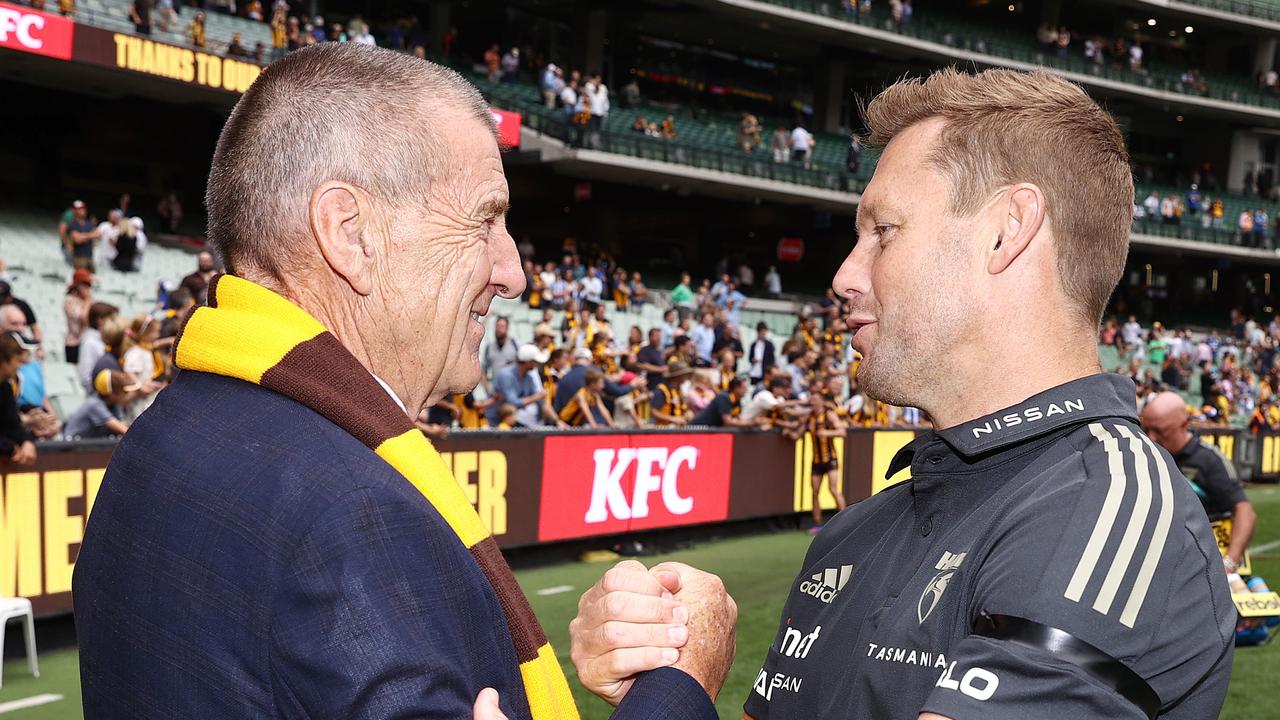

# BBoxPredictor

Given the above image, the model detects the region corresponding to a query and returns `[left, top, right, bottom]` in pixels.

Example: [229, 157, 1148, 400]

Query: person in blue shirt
[487, 344, 550, 426]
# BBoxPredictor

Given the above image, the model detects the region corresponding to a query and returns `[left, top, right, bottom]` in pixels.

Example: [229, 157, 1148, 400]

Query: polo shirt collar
[887, 373, 1138, 477]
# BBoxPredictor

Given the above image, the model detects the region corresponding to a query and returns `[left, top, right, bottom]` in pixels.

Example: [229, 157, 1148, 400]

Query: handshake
[475, 560, 739, 717]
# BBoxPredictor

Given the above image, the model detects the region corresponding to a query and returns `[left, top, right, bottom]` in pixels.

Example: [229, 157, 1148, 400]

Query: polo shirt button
[921, 519, 933, 536]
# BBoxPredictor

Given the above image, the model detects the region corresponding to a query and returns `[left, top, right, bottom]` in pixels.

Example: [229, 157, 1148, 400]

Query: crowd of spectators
[417, 248, 930, 441]
[1131, 186, 1280, 247]
[0, 220, 215, 459]
[1103, 310, 1280, 432]
[57, 196, 151, 274]
[27, 0, 382, 63]
[1035, 22, 1221, 99]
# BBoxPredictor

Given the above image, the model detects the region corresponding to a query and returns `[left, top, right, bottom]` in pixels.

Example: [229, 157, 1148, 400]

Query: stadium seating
[0, 207, 202, 412]
[75, 0, 272, 54]
[473, 65, 1280, 247]
[755, 0, 1280, 112]
[466, 64, 868, 194]
[1179, 0, 1280, 23]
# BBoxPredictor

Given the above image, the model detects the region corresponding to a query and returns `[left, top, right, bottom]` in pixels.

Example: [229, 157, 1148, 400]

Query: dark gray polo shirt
[744, 374, 1233, 720]
[1173, 435, 1247, 519]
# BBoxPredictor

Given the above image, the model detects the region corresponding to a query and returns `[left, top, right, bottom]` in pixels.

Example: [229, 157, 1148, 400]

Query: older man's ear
[309, 182, 376, 296]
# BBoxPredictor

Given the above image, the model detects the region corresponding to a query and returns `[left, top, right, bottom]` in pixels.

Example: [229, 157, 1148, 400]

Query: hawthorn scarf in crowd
[173, 274, 579, 720]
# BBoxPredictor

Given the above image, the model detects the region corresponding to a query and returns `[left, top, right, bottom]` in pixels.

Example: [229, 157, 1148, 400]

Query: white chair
[0, 596, 39, 688]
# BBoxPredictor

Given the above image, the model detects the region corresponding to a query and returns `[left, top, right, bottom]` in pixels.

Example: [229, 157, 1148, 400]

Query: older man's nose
[492, 230, 525, 299]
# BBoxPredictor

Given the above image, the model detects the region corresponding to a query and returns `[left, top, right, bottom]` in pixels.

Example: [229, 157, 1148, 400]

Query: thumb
[473, 688, 508, 720]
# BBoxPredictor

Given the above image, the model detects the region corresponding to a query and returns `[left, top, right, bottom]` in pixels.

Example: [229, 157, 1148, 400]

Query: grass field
[5, 488, 1280, 718]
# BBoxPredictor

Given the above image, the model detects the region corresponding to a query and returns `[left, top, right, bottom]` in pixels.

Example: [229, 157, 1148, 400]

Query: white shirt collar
[369, 372, 408, 415]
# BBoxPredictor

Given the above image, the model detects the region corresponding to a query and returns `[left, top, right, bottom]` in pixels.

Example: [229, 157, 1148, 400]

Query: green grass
[5, 489, 1280, 719]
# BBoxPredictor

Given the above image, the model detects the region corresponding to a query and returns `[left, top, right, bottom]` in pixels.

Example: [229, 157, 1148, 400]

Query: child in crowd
[65, 369, 136, 439]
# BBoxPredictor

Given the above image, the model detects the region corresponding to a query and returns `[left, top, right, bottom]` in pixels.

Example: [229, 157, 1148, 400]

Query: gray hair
[206, 42, 494, 282]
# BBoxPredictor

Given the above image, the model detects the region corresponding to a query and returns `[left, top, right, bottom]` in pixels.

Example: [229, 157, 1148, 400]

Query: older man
[75, 44, 727, 720]
[572, 67, 1232, 720]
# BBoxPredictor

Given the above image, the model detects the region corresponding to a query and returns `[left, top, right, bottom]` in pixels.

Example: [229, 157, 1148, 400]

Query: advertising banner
[0, 1, 73, 60]
[538, 433, 733, 542]
[3, 428, 913, 616]
[71, 23, 262, 93]
[492, 108, 522, 149]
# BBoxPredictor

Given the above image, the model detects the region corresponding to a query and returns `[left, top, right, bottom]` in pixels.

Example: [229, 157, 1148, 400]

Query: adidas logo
[799, 564, 852, 603]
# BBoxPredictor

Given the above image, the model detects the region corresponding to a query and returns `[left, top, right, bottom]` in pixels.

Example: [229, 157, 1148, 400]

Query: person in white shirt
[351, 20, 375, 46]
[588, 72, 609, 148]
[579, 269, 604, 309]
[95, 210, 123, 271]
[764, 265, 782, 298]
[122, 314, 164, 421]
[1129, 41, 1144, 73]
[1142, 191, 1159, 219]
[791, 124, 813, 168]
[1121, 315, 1143, 355]
[560, 80, 578, 123]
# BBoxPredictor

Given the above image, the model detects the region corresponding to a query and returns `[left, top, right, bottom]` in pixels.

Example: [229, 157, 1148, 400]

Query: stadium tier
[1178, 0, 1280, 24]
[749, 0, 1280, 114]
[0, 207, 200, 412]
[74, 0, 272, 54]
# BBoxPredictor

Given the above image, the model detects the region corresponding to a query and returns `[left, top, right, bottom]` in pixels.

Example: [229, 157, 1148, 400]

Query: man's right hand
[570, 560, 737, 705]
[571, 560, 688, 705]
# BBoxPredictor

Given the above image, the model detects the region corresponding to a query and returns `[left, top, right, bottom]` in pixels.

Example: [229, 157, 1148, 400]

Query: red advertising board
[777, 236, 804, 263]
[0, 1, 73, 60]
[492, 108, 522, 149]
[538, 433, 734, 541]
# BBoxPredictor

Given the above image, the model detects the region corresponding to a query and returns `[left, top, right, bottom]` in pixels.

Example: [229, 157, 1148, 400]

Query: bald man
[1142, 391, 1256, 573]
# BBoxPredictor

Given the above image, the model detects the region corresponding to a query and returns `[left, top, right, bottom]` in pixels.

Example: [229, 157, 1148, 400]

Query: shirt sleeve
[1195, 443, 1247, 512]
[921, 421, 1233, 720]
[611, 667, 717, 720]
[493, 369, 518, 404]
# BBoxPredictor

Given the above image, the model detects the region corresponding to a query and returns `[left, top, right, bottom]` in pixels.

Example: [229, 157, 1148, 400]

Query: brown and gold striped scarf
[174, 274, 578, 719]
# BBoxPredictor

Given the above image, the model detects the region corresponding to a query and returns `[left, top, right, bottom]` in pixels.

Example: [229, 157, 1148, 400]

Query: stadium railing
[1177, 0, 1280, 23]
[750, 0, 1280, 113]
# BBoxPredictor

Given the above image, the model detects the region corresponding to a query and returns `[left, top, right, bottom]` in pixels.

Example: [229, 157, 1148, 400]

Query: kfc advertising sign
[538, 434, 733, 541]
[0, 1, 73, 60]
[492, 108, 522, 149]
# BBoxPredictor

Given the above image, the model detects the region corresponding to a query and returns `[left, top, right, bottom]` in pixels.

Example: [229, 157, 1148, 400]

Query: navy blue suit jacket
[74, 371, 716, 719]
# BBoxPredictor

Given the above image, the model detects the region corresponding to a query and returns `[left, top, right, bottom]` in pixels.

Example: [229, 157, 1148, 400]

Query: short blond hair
[864, 67, 1132, 327]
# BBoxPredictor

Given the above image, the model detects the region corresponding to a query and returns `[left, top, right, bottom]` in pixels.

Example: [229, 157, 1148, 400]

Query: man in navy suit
[74, 43, 734, 720]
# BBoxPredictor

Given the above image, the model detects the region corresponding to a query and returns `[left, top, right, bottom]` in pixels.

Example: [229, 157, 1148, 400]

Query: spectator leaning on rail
[75, 43, 722, 720]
